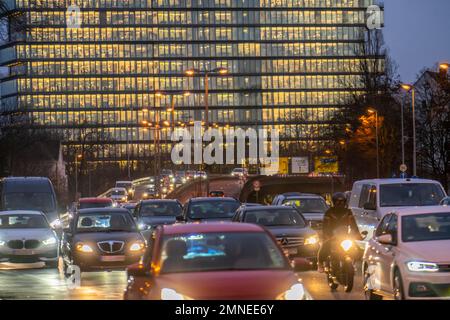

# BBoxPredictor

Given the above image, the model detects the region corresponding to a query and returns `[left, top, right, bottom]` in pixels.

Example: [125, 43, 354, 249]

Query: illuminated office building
[0, 0, 384, 167]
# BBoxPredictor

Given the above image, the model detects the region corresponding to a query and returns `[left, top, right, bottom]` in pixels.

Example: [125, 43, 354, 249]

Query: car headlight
[407, 261, 439, 272]
[130, 241, 145, 252]
[277, 283, 313, 300]
[161, 288, 193, 300]
[50, 219, 61, 229]
[138, 223, 150, 231]
[42, 237, 57, 246]
[143, 193, 148, 197]
[304, 235, 319, 245]
[0, 240, 5, 246]
[76, 243, 94, 253]
[340, 239, 353, 252]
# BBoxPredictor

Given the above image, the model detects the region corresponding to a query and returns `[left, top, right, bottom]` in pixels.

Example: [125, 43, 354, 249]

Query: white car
[0, 210, 59, 268]
[362, 206, 450, 300]
[231, 168, 247, 177]
[349, 178, 446, 244]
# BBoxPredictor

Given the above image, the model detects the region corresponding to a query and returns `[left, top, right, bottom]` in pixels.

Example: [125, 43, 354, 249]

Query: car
[78, 198, 114, 210]
[124, 222, 314, 300]
[60, 208, 145, 274]
[0, 210, 59, 267]
[115, 181, 134, 198]
[232, 206, 319, 262]
[440, 197, 450, 206]
[196, 171, 208, 179]
[121, 202, 138, 214]
[182, 197, 241, 222]
[0, 177, 60, 228]
[272, 192, 329, 230]
[108, 187, 129, 203]
[348, 178, 447, 244]
[185, 170, 197, 180]
[231, 167, 248, 177]
[133, 200, 183, 238]
[362, 206, 450, 300]
[174, 171, 187, 186]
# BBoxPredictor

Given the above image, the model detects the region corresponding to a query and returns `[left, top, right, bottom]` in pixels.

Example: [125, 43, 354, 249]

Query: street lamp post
[401, 84, 417, 177]
[367, 108, 379, 179]
[74, 153, 82, 200]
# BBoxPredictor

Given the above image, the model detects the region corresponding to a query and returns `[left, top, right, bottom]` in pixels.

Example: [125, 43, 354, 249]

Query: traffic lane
[0, 262, 127, 300]
[298, 270, 365, 300]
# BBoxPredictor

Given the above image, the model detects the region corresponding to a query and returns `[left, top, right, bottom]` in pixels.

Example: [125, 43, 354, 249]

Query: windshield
[140, 202, 182, 217]
[244, 209, 306, 227]
[0, 214, 49, 229]
[402, 213, 450, 242]
[76, 212, 136, 233]
[160, 232, 287, 273]
[79, 201, 113, 209]
[380, 183, 445, 207]
[111, 190, 126, 196]
[3, 192, 56, 213]
[283, 198, 328, 213]
[188, 200, 240, 219]
[116, 183, 132, 189]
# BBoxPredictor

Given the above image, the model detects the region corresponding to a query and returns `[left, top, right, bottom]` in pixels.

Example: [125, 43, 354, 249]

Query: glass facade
[0, 0, 384, 163]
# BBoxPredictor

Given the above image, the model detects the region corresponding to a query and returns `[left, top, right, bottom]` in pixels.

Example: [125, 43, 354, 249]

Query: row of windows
[20, 59, 380, 76]
[27, 10, 366, 26]
[26, 26, 363, 42]
[16, 0, 374, 10]
[17, 42, 364, 60]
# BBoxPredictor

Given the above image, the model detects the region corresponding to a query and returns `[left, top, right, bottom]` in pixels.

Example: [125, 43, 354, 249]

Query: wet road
[1, 261, 366, 300]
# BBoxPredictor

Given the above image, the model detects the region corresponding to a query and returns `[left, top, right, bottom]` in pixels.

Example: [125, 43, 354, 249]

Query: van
[348, 178, 447, 243]
[0, 177, 59, 225]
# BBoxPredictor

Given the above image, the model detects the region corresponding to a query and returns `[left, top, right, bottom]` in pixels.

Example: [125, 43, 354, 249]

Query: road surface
[0, 261, 365, 300]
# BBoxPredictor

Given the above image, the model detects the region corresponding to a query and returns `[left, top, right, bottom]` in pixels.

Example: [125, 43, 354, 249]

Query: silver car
[0, 210, 59, 268]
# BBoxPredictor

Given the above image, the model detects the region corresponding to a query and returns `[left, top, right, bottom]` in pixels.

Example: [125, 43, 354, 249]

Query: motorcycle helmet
[332, 192, 347, 207]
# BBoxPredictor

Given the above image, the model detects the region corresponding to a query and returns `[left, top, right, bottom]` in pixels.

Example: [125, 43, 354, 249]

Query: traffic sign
[400, 164, 407, 173]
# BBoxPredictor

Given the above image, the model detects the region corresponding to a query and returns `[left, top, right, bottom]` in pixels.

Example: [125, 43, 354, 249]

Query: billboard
[314, 156, 339, 174]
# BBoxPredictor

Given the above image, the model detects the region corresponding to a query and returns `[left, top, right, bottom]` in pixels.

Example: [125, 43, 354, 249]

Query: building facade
[0, 0, 384, 171]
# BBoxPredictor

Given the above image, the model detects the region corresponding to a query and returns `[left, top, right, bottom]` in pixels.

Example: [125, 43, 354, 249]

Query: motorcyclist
[317, 192, 362, 273]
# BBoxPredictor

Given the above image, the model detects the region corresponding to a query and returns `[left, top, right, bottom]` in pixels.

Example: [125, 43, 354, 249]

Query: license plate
[101, 255, 125, 262]
[288, 248, 298, 255]
[12, 249, 35, 255]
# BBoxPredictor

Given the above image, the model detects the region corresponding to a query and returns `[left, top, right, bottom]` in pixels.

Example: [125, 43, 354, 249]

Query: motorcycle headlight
[304, 235, 319, 245]
[50, 219, 61, 229]
[42, 237, 57, 246]
[407, 261, 439, 272]
[130, 241, 145, 252]
[161, 288, 193, 300]
[340, 239, 353, 252]
[76, 243, 94, 253]
[277, 283, 313, 300]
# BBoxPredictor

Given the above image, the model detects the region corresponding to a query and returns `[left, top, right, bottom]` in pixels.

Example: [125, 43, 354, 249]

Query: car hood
[153, 270, 299, 300]
[265, 226, 316, 238]
[72, 231, 143, 243]
[401, 240, 450, 264]
[140, 216, 176, 226]
[0, 228, 55, 240]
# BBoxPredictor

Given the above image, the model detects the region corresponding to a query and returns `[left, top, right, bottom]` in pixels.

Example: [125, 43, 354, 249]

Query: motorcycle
[324, 227, 367, 292]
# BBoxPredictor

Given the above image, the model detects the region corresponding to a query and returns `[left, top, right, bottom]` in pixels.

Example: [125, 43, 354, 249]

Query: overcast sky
[383, 0, 450, 83]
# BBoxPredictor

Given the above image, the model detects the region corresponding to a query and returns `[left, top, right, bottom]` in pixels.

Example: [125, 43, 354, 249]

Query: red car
[78, 197, 114, 210]
[124, 223, 313, 300]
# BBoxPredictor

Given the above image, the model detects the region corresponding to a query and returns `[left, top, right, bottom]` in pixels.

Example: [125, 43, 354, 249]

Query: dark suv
[182, 197, 241, 222]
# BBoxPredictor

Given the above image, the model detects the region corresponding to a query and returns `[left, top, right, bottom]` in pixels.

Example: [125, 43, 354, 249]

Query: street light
[367, 107, 380, 179]
[400, 83, 417, 177]
[439, 62, 449, 72]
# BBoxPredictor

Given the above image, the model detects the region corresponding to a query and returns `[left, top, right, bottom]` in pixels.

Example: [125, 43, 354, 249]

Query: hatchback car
[182, 197, 241, 222]
[0, 210, 59, 267]
[124, 223, 313, 300]
[232, 206, 319, 262]
[61, 208, 145, 274]
[363, 206, 450, 300]
[78, 198, 114, 210]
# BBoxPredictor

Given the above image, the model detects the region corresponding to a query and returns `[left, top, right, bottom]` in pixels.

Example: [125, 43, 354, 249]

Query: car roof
[140, 199, 179, 203]
[79, 197, 112, 203]
[243, 205, 296, 211]
[162, 222, 265, 235]
[116, 181, 132, 183]
[391, 206, 450, 216]
[77, 208, 130, 214]
[111, 187, 127, 191]
[189, 197, 238, 202]
[354, 178, 442, 185]
[0, 210, 44, 216]
[278, 192, 319, 198]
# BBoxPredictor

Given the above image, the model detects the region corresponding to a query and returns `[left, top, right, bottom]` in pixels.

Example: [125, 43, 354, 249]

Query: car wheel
[363, 268, 382, 300]
[393, 270, 405, 300]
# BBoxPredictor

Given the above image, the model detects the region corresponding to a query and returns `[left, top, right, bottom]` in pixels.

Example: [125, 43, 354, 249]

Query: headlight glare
[130, 241, 145, 252]
[304, 235, 319, 245]
[407, 261, 439, 272]
[340, 239, 353, 252]
[76, 243, 93, 253]
[0, 240, 5, 246]
[43, 237, 57, 246]
[277, 283, 312, 300]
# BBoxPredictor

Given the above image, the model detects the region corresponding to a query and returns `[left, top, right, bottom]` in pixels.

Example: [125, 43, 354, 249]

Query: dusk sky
[384, 0, 450, 83]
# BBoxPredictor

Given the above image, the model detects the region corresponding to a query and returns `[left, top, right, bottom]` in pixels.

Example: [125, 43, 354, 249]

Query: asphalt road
[0, 261, 366, 300]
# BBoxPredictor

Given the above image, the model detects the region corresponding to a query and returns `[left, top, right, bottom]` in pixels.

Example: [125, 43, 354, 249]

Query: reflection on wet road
[0, 261, 126, 300]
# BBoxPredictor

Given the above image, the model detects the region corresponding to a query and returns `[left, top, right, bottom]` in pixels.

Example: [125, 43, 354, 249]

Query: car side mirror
[292, 258, 313, 272]
[127, 262, 150, 278]
[363, 202, 376, 211]
[377, 234, 394, 245]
